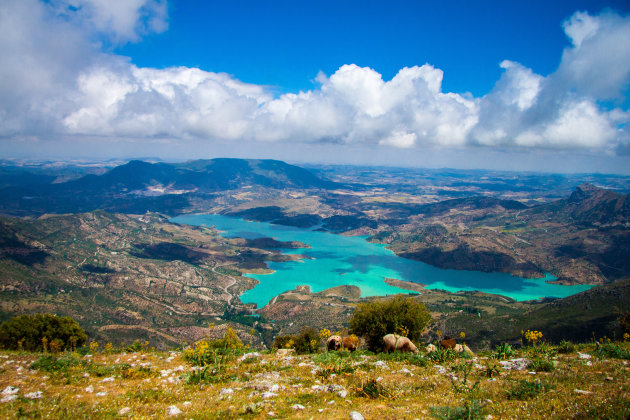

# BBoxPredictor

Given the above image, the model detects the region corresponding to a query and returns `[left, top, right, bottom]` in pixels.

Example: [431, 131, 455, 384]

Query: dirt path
[211, 263, 238, 306]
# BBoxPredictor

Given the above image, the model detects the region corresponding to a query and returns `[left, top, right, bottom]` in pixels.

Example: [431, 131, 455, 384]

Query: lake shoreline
[170, 214, 593, 308]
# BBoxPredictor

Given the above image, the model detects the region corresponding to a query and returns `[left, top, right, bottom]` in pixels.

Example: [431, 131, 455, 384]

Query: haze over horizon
[1, 0, 630, 174]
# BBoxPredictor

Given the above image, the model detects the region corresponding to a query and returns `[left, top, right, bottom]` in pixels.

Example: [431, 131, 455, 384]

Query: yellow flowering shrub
[524, 330, 543, 345]
[183, 327, 245, 366]
[319, 328, 332, 339]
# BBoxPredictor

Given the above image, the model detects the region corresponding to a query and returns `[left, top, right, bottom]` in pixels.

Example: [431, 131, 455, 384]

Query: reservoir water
[171, 214, 592, 308]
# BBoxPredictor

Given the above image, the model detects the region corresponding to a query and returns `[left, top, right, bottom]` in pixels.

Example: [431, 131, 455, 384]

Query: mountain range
[0, 159, 337, 216]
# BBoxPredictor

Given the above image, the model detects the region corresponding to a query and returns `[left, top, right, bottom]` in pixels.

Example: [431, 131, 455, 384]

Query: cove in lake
[171, 214, 592, 308]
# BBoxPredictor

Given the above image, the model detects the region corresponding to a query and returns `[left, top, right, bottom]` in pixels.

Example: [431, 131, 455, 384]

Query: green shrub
[529, 341, 554, 358]
[507, 379, 548, 400]
[0, 313, 87, 351]
[483, 359, 501, 378]
[206, 327, 245, 353]
[30, 354, 81, 373]
[528, 357, 555, 372]
[430, 400, 486, 420]
[378, 352, 429, 367]
[593, 342, 630, 359]
[349, 296, 431, 352]
[316, 359, 355, 380]
[273, 328, 320, 354]
[557, 339, 575, 354]
[272, 334, 296, 350]
[183, 327, 246, 367]
[125, 340, 144, 352]
[427, 347, 457, 363]
[355, 378, 393, 399]
[294, 328, 320, 354]
[184, 366, 231, 384]
[492, 342, 515, 360]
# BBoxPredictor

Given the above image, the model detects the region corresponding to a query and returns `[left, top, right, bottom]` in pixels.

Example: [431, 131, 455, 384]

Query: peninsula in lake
[1, 158, 628, 348]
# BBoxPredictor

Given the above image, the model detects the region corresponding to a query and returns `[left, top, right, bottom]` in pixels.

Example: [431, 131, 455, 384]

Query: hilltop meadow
[1, 329, 629, 419]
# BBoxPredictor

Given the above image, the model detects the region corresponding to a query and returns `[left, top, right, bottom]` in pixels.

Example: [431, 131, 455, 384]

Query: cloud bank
[1, 1, 629, 156]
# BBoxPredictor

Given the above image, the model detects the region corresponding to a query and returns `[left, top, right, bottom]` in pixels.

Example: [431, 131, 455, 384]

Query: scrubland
[1, 338, 628, 419]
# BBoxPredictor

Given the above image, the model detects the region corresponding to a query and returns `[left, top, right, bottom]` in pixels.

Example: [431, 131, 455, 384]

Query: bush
[430, 400, 486, 420]
[492, 342, 515, 360]
[507, 379, 548, 400]
[528, 357, 555, 372]
[272, 334, 296, 350]
[427, 347, 457, 363]
[378, 352, 429, 367]
[355, 378, 393, 399]
[273, 328, 320, 354]
[183, 327, 246, 367]
[272, 328, 321, 354]
[557, 339, 575, 354]
[0, 314, 87, 351]
[293, 328, 320, 354]
[206, 327, 244, 352]
[30, 354, 81, 373]
[349, 296, 431, 352]
[593, 342, 630, 359]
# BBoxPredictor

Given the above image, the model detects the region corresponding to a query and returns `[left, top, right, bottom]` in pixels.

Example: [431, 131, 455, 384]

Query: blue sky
[116, 0, 629, 96]
[1, 0, 630, 173]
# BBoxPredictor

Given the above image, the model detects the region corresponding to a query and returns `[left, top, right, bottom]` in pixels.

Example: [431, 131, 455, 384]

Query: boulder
[454, 343, 475, 356]
[276, 348, 296, 357]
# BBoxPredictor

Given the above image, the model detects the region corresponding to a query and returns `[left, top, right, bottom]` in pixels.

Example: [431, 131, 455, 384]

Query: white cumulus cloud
[0, 2, 629, 158]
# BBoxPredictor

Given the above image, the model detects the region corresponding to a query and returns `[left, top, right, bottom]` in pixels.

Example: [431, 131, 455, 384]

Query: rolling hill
[0, 159, 338, 216]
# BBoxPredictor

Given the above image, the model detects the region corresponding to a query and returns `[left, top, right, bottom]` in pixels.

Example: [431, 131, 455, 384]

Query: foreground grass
[0, 342, 629, 419]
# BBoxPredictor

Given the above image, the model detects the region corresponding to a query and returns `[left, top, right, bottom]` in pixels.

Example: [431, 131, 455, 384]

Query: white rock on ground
[85, 385, 94, 393]
[2, 386, 18, 395]
[95, 392, 107, 397]
[238, 352, 261, 362]
[350, 411, 365, 420]
[574, 389, 593, 395]
[25, 391, 43, 399]
[433, 365, 447, 374]
[261, 391, 277, 399]
[118, 407, 131, 415]
[167, 405, 183, 416]
[498, 358, 529, 371]
[220, 388, 234, 395]
[292, 404, 305, 410]
[1, 395, 18, 403]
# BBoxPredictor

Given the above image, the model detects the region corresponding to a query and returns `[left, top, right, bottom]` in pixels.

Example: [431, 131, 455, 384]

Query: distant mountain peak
[565, 183, 629, 225]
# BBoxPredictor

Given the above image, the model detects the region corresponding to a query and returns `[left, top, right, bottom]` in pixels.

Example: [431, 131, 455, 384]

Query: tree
[349, 296, 431, 352]
[0, 314, 87, 351]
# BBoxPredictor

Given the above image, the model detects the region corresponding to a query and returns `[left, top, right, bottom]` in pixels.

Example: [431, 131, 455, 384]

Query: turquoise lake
[171, 214, 592, 308]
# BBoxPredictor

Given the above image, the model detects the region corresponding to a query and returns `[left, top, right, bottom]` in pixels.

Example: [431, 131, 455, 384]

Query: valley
[0, 159, 629, 350]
